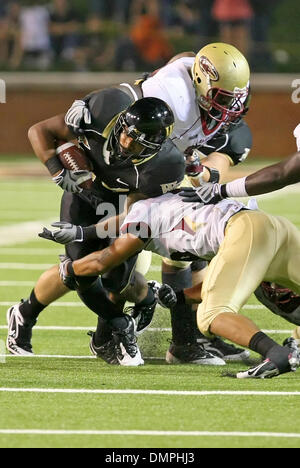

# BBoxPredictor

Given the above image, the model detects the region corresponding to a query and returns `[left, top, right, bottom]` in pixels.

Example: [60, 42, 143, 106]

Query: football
[56, 141, 93, 190]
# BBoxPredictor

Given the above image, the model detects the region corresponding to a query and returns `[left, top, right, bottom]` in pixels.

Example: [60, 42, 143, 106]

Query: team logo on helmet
[199, 56, 219, 81]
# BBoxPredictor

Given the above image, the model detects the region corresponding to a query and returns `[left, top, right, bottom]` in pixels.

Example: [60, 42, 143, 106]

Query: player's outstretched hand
[39, 222, 83, 244]
[179, 183, 223, 204]
[158, 284, 177, 309]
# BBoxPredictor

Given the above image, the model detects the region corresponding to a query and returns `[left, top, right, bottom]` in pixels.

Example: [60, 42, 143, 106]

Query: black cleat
[87, 331, 119, 365]
[112, 316, 144, 366]
[127, 281, 160, 335]
[6, 302, 36, 356]
[166, 341, 225, 366]
[197, 335, 250, 362]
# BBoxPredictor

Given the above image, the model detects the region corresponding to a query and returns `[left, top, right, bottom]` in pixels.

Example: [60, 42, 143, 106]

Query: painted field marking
[0, 220, 53, 247]
[0, 429, 299, 438]
[0, 325, 292, 334]
[0, 388, 299, 396]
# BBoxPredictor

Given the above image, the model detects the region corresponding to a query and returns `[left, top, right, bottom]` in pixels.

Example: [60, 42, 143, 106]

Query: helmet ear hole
[197, 77, 201, 84]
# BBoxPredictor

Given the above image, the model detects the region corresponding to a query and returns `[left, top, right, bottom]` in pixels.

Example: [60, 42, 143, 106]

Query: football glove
[158, 284, 177, 309]
[39, 222, 83, 245]
[59, 254, 74, 286]
[179, 183, 224, 205]
[52, 168, 92, 193]
[65, 99, 91, 136]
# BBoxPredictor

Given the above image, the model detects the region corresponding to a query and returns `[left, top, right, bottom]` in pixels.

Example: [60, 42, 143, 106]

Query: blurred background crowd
[0, 0, 299, 73]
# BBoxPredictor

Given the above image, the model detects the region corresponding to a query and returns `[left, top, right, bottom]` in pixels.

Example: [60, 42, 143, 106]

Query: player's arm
[39, 192, 148, 244]
[28, 114, 92, 193]
[186, 150, 231, 187]
[70, 234, 145, 277]
[28, 114, 74, 167]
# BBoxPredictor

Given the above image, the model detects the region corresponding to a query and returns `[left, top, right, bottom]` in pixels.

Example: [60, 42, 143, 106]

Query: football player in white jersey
[179, 123, 300, 346]
[43, 191, 300, 379]
[141, 42, 252, 363]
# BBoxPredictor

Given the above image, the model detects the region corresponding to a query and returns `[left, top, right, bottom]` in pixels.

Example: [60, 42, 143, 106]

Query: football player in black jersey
[53, 44, 253, 365]
[7, 94, 221, 366]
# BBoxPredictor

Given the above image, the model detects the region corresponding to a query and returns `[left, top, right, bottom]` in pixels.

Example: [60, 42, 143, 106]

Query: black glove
[158, 284, 177, 309]
[179, 183, 224, 205]
[39, 222, 83, 244]
[64, 99, 91, 136]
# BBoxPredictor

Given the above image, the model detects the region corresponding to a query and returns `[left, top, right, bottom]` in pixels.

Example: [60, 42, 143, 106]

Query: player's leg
[6, 265, 70, 356]
[197, 210, 299, 378]
[162, 259, 224, 365]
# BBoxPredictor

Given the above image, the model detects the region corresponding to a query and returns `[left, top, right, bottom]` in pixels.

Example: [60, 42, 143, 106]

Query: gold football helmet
[192, 43, 250, 123]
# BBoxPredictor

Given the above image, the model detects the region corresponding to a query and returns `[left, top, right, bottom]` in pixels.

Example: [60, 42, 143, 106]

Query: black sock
[19, 290, 46, 323]
[249, 331, 278, 357]
[77, 279, 122, 321]
[249, 331, 290, 373]
[94, 317, 113, 347]
[162, 269, 196, 345]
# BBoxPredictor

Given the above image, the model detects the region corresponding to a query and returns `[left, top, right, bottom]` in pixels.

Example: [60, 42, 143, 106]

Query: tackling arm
[71, 234, 145, 276]
[245, 152, 300, 195]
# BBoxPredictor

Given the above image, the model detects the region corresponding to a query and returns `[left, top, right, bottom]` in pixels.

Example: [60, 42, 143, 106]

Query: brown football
[56, 141, 93, 190]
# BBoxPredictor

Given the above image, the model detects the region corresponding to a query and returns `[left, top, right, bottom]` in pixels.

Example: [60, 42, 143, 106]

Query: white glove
[293, 123, 300, 152]
[65, 100, 92, 135]
[52, 168, 92, 193]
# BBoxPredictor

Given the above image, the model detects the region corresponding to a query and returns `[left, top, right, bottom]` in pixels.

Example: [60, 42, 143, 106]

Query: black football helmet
[109, 97, 175, 161]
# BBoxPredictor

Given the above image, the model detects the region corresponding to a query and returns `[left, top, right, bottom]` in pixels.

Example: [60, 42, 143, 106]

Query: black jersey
[67, 88, 185, 198]
[197, 120, 252, 166]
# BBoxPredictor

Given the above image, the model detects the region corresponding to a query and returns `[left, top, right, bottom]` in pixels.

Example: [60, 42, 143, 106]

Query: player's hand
[158, 284, 177, 309]
[65, 100, 91, 136]
[39, 222, 83, 244]
[59, 254, 74, 286]
[185, 149, 205, 179]
[179, 183, 223, 204]
[52, 168, 92, 193]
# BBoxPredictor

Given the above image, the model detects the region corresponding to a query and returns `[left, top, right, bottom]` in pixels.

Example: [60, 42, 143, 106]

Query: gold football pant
[197, 210, 300, 336]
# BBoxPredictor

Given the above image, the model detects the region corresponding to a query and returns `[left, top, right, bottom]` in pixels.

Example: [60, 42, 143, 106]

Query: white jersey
[121, 193, 253, 262]
[142, 57, 224, 152]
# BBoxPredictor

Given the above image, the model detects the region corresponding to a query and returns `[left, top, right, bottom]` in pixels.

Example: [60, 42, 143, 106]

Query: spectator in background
[212, 0, 253, 57]
[249, 0, 279, 71]
[0, 1, 22, 69]
[115, 0, 173, 71]
[49, 0, 82, 66]
[19, 3, 51, 70]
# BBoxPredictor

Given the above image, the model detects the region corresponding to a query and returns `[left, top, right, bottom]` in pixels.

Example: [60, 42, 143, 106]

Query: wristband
[45, 155, 64, 176]
[82, 225, 98, 241]
[176, 290, 186, 305]
[67, 261, 75, 277]
[224, 176, 248, 198]
[206, 167, 220, 183]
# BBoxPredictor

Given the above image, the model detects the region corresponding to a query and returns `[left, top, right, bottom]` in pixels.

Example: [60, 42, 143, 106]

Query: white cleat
[6, 303, 35, 356]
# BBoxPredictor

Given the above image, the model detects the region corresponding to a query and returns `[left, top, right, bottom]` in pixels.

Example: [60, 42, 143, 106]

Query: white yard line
[0, 325, 292, 334]
[0, 388, 299, 396]
[0, 220, 54, 247]
[0, 429, 299, 438]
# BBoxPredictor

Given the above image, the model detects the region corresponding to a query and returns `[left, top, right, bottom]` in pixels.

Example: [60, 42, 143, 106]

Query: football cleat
[166, 341, 226, 365]
[87, 331, 119, 365]
[236, 359, 280, 379]
[197, 335, 250, 362]
[236, 337, 300, 379]
[6, 302, 36, 356]
[112, 316, 144, 366]
[127, 281, 160, 335]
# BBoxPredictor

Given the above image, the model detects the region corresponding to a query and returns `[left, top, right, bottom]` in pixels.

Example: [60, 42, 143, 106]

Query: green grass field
[0, 172, 300, 448]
